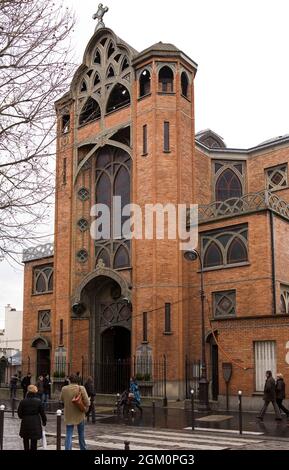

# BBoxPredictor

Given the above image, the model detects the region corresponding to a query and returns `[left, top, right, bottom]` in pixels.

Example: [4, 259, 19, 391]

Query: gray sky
[1, 0, 289, 325]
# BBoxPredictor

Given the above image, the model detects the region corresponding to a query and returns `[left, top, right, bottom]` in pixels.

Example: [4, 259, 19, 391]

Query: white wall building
[0, 304, 23, 357]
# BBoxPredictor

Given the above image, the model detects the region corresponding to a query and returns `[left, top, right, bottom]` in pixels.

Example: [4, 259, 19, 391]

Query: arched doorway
[31, 337, 51, 378]
[80, 275, 132, 393]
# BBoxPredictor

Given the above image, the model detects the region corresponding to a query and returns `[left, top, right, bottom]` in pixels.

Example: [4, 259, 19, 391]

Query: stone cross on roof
[92, 3, 109, 31]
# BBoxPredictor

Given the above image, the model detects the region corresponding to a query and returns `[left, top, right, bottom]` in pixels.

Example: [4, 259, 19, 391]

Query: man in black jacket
[257, 370, 282, 421]
[21, 373, 31, 399]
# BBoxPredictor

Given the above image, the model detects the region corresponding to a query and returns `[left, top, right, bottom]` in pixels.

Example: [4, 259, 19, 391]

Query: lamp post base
[198, 377, 210, 412]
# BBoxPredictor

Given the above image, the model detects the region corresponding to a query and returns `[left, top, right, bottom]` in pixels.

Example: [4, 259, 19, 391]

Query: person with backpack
[60, 374, 90, 450]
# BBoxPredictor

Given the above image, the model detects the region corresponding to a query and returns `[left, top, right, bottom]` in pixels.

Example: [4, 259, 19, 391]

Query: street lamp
[184, 249, 210, 411]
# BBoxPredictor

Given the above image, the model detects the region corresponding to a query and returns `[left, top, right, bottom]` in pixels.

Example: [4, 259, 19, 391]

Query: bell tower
[132, 43, 198, 397]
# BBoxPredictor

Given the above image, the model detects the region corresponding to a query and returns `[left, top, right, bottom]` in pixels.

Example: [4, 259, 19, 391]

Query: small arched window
[34, 265, 53, 294]
[94, 73, 100, 87]
[202, 224, 248, 270]
[107, 42, 115, 58]
[227, 238, 248, 264]
[139, 69, 151, 97]
[94, 49, 101, 64]
[204, 242, 223, 268]
[61, 114, 70, 133]
[215, 168, 242, 201]
[181, 71, 189, 98]
[114, 245, 130, 268]
[107, 66, 115, 78]
[158, 66, 174, 93]
[106, 84, 130, 113]
[121, 57, 130, 71]
[96, 248, 111, 268]
[80, 80, 87, 93]
[79, 97, 101, 126]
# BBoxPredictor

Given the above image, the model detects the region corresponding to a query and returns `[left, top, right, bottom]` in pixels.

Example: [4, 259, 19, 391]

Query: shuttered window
[164, 121, 170, 152]
[143, 312, 148, 342]
[143, 124, 148, 155]
[254, 341, 276, 391]
[164, 303, 171, 333]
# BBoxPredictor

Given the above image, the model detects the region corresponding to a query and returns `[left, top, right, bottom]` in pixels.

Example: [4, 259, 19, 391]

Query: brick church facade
[22, 21, 289, 407]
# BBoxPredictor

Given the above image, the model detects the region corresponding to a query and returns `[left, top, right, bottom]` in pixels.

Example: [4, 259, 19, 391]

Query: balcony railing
[195, 190, 289, 224]
[22, 242, 54, 262]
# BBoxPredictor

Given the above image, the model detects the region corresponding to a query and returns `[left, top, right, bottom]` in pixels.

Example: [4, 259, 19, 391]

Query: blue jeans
[65, 421, 86, 450]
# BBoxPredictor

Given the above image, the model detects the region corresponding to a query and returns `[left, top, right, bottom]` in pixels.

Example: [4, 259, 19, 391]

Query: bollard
[0, 405, 5, 450]
[124, 440, 130, 450]
[116, 393, 120, 415]
[56, 409, 62, 450]
[191, 389, 195, 431]
[238, 390, 243, 435]
[152, 401, 155, 427]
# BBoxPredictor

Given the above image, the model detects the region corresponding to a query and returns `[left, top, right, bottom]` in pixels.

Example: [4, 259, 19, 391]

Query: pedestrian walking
[276, 373, 289, 417]
[21, 373, 32, 399]
[60, 374, 90, 450]
[84, 376, 96, 423]
[17, 384, 47, 451]
[257, 370, 282, 421]
[9, 374, 18, 399]
[43, 374, 51, 405]
[76, 371, 82, 385]
[36, 375, 45, 405]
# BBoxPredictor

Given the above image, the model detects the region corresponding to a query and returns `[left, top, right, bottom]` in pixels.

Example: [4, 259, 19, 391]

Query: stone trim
[73, 267, 131, 304]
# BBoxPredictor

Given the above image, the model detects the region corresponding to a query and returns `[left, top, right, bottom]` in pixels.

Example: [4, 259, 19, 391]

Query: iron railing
[0, 356, 167, 400]
[188, 190, 289, 224]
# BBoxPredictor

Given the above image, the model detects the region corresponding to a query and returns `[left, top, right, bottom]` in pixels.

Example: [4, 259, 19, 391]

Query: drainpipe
[269, 211, 277, 315]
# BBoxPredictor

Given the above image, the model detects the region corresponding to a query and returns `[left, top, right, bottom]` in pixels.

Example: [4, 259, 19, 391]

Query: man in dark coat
[21, 373, 32, 399]
[9, 374, 18, 399]
[84, 376, 96, 423]
[257, 370, 282, 421]
[276, 373, 289, 417]
[17, 384, 47, 450]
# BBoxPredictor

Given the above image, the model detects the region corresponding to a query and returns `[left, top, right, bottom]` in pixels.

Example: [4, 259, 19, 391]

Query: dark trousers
[276, 398, 289, 416]
[23, 388, 27, 399]
[258, 400, 282, 419]
[23, 438, 37, 451]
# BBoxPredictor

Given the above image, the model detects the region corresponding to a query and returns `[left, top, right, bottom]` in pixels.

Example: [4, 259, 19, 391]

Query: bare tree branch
[0, 0, 75, 261]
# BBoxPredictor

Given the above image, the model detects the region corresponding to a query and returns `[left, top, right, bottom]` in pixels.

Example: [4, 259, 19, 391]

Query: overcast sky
[1, 0, 289, 326]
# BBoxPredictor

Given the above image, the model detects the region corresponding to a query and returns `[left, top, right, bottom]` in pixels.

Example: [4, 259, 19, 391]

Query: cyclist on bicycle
[129, 377, 142, 414]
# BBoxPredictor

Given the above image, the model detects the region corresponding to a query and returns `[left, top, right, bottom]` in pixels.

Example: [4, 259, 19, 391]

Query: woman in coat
[17, 384, 47, 450]
[276, 373, 289, 417]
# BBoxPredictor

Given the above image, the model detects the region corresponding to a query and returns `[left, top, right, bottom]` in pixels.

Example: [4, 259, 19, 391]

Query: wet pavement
[3, 413, 289, 451]
[95, 405, 289, 438]
[2, 400, 289, 442]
